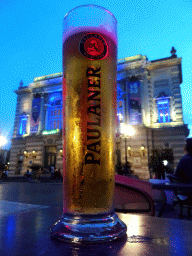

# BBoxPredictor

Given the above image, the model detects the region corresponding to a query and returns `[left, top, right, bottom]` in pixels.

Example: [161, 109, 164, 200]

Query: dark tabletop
[1, 182, 192, 255]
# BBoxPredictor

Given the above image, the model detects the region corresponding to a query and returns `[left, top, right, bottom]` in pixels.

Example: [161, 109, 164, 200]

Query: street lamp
[140, 145, 145, 157]
[120, 123, 135, 164]
[32, 150, 36, 159]
[0, 135, 7, 148]
[163, 160, 168, 166]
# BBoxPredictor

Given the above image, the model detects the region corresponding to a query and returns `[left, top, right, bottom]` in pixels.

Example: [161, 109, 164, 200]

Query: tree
[149, 149, 174, 178]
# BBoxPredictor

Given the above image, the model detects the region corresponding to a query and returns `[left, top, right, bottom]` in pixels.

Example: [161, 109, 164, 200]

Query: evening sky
[0, 0, 192, 149]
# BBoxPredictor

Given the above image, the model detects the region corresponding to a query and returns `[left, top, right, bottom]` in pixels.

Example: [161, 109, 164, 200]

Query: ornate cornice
[15, 87, 31, 95]
[147, 57, 182, 71]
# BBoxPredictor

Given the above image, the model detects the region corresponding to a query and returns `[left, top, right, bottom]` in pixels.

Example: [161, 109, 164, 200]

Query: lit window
[117, 85, 124, 123]
[19, 115, 27, 135]
[46, 93, 62, 130]
[157, 98, 170, 123]
[117, 113, 123, 121]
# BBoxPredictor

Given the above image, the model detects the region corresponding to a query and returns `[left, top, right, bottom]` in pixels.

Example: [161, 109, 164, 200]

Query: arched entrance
[44, 146, 57, 169]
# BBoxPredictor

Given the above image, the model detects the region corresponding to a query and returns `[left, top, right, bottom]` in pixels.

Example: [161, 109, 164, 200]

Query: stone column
[12, 94, 22, 138]
[38, 93, 45, 134]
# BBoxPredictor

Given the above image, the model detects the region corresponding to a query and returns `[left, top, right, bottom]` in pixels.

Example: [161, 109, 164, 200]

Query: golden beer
[51, 5, 126, 243]
[63, 28, 117, 214]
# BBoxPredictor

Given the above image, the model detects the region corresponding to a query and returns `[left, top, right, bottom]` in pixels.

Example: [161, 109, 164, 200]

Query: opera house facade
[9, 48, 189, 179]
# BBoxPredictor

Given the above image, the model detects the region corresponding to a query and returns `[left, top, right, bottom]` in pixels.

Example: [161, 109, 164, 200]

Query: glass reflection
[126, 215, 140, 237]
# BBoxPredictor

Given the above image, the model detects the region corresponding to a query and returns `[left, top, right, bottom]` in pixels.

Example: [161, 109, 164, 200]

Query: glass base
[50, 212, 127, 243]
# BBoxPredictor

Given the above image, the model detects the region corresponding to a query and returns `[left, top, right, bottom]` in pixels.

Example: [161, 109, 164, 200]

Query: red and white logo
[80, 34, 107, 60]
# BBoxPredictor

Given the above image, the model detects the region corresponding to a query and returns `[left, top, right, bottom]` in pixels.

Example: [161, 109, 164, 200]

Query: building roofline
[147, 57, 182, 71]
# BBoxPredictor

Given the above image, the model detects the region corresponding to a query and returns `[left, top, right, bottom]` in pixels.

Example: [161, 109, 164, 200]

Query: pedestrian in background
[175, 138, 192, 183]
[51, 166, 55, 180]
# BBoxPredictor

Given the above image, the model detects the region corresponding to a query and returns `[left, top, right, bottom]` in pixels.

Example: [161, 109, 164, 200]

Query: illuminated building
[9, 75, 63, 175]
[9, 48, 189, 179]
[116, 48, 188, 179]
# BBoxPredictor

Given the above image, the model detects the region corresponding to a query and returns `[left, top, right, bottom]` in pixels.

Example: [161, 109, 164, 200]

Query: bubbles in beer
[63, 27, 117, 214]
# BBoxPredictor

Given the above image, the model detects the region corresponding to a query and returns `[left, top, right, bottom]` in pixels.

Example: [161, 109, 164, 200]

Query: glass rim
[64, 4, 117, 24]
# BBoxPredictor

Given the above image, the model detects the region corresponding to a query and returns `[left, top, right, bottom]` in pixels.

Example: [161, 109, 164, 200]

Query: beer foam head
[62, 26, 117, 46]
[62, 5, 117, 44]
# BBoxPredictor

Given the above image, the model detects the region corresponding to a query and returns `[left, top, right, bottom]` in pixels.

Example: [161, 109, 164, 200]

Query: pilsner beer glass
[51, 4, 127, 243]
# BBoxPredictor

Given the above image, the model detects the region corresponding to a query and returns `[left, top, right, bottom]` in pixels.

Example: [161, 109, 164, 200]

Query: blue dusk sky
[0, 0, 192, 149]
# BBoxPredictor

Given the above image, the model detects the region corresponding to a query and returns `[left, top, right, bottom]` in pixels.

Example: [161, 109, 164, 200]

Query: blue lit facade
[9, 49, 189, 179]
[46, 93, 62, 130]
[116, 51, 188, 179]
[10, 76, 64, 175]
[116, 53, 185, 129]
[117, 85, 124, 123]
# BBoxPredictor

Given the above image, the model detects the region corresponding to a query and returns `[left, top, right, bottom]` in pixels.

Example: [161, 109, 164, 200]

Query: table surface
[1, 182, 192, 255]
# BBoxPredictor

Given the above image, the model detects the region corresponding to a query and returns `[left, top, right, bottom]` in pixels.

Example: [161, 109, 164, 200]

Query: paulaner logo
[85, 67, 101, 165]
[80, 34, 107, 60]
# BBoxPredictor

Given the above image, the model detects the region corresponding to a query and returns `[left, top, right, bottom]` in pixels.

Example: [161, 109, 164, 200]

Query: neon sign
[42, 129, 60, 135]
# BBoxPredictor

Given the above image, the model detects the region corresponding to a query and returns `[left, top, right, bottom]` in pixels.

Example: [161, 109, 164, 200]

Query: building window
[19, 115, 28, 135]
[117, 85, 124, 123]
[157, 97, 170, 123]
[46, 93, 62, 130]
